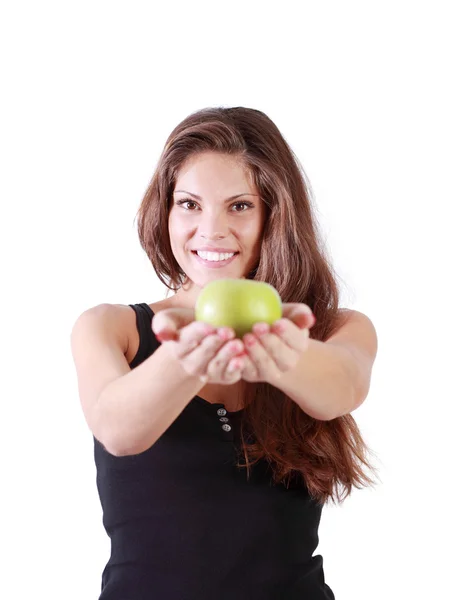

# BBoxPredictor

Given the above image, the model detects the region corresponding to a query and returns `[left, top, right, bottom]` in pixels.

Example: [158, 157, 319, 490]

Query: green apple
[195, 278, 282, 339]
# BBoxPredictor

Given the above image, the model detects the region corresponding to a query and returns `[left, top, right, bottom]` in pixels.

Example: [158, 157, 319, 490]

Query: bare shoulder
[78, 299, 176, 365]
[119, 299, 175, 364]
[325, 308, 378, 387]
[76, 303, 132, 355]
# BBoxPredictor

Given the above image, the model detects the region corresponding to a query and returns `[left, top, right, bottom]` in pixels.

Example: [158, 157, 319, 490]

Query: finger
[152, 307, 196, 340]
[207, 338, 245, 380]
[239, 354, 258, 382]
[242, 333, 279, 381]
[196, 334, 243, 383]
[224, 358, 247, 383]
[179, 323, 233, 349]
[184, 333, 230, 378]
[267, 318, 309, 353]
[162, 322, 215, 360]
[248, 330, 300, 372]
[174, 323, 234, 354]
[174, 325, 220, 360]
[281, 303, 315, 329]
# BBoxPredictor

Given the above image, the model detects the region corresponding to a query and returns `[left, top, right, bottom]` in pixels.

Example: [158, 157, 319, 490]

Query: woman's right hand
[152, 308, 247, 385]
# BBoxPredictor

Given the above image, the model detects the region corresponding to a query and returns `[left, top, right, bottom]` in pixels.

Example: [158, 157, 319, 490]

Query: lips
[192, 250, 239, 268]
[192, 250, 239, 258]
[193, 249, 239, 253]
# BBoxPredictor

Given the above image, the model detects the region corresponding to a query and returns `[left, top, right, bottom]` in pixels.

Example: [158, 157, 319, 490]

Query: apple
[195, 278, 282, 339]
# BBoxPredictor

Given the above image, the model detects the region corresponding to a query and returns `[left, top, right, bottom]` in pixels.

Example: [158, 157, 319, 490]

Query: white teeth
[196, 251, 236, 262]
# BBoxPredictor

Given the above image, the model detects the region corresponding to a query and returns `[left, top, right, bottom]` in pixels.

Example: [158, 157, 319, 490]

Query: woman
[71, 106, 379, 599]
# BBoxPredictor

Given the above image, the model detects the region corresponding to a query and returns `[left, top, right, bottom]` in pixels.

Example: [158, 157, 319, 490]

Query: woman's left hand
[234, 303, 316, 385]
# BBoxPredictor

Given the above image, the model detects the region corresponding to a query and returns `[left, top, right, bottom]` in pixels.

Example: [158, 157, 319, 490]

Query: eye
[175, 199, 254, 212]
[175, 199, 198, 210]
[232, 201, 254, 212]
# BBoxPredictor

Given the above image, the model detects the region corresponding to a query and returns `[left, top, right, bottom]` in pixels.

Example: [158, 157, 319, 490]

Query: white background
[1, 1, 459, 598]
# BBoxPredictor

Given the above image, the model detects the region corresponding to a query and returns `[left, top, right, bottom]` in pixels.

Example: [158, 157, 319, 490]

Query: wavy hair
[135, 106, 380, 506]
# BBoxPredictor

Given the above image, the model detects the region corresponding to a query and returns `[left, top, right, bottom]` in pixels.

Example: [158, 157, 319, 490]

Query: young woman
[71, 106, 379, 599]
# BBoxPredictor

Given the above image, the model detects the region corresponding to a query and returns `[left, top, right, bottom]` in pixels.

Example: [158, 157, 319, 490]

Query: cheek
[170, 214, 191, 233]
[168, 216, 185, 239]
[242, 222, 264, 250]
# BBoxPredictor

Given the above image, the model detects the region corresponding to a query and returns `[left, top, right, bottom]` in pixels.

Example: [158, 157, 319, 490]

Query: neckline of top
[194, 395, 244, 416]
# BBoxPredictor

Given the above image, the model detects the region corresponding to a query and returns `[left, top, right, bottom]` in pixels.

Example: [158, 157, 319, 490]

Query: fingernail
[156, 329, 174, 341]
[202, 325, 216, 335]
[157, 329, 171, 339]
[244, 334, 257, 346]
[218, 327, 234, 340]
[253, 323, 270, 335]
[230, 341, 243, 353]
[272, 322, 285, 334]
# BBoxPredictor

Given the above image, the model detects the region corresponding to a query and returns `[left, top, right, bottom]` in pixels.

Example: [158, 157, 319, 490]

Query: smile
[192, 250, 239, 268]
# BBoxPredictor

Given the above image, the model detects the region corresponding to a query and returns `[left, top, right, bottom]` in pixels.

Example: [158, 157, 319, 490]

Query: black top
[94, 303, 335, 599]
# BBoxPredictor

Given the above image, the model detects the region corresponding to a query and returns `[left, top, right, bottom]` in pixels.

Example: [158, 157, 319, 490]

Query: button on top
[217, 408, 227, 416]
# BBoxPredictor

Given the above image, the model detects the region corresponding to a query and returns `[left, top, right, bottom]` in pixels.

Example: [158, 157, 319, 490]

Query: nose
[199, 209, 229, 241]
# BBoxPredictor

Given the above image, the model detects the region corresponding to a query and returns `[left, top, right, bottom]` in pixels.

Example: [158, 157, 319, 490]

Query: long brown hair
[135, 106, 380, 506]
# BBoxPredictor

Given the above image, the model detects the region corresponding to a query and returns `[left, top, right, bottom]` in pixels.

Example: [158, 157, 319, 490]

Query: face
[168, 152, 266, 307]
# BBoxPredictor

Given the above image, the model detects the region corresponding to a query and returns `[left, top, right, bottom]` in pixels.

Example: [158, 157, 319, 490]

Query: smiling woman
[166, 151, 267, 294]
[73, 106, 379, 600]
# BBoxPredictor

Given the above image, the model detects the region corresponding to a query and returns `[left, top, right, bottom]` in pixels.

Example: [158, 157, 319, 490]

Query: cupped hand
[152, 307, 247, 385]
[239, 303, 316, 385]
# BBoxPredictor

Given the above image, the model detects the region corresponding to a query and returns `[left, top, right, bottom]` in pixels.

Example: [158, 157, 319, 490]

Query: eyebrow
[173, 190, 258, 201]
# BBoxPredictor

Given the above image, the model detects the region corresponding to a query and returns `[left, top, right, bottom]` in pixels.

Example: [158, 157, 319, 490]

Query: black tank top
[93, 302, 335, 599]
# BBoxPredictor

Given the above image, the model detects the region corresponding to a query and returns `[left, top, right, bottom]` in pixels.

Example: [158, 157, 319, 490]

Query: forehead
[176, 153, 253, 185]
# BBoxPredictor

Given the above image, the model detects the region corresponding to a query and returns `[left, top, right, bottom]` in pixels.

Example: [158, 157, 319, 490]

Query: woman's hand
[152, 307, 247, 385]
[239, 303, 316, 385]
